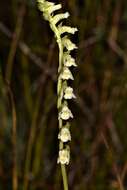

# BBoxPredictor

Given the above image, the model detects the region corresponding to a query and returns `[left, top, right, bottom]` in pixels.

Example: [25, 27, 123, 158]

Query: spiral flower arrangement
[37, 0, 78, 189]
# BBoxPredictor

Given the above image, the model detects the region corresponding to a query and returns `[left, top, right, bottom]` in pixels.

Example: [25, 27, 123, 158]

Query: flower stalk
[37, 1, 78, 189]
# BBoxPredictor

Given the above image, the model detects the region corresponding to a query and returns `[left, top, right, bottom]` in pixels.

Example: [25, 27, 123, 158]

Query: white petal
[58, 26, 78, 35]
[61, 67, 74, 80]
[60, 111, 70, 120]
[47, 4, 62, 14]
[58, 127, 71, 142]
[62, 36, 77, 51]
[53, 12, 70, 25]
[64, 87, 76, 99]
[38, 1, 55, 12]
[59, 105, 73, 120]
[63, 52, 77, 67]
[57, 149, 70, 165]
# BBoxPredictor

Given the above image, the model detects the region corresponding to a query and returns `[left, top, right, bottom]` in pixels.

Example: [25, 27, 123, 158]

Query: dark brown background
[0, 0, 127, 189]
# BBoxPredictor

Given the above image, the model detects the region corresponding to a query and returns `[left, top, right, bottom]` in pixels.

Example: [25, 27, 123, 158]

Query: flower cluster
[37, 0, 77, 165]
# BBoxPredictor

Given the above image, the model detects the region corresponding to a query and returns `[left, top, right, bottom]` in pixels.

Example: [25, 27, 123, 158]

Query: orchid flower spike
[37, 0, 78, 170]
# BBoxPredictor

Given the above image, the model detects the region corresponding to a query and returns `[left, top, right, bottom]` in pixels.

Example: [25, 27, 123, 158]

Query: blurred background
[0, 0, 127, 189]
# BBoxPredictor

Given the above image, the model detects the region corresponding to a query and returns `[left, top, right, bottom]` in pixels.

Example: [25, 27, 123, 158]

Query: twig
[108, 0, 127, 62]
[0, 22, 56, 81]
[101, 133, 124, 190]
[121, 162, 127, 182]
[23, 86, 42, 190]
[4, 2, 26, 190]
[23, 39, 55, 190]
[5, 3, 26, 84]
[79, 36, 100, 49]
[6, 84, 18, 190]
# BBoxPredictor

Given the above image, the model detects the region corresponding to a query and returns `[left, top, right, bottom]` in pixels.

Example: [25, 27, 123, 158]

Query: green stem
[58, 41, 69, 190]
[61, 164, 68, 190]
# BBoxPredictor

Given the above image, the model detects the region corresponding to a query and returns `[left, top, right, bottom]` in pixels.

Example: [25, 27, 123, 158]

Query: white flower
[57, 149, 70, 165]
[61, 67, 74, 80]
[63, 53, 77, 67]
[58, 26, 78, 35]
[58, 127, 71, 142]
[37, 1, 55, 12]
[59, 105, 73, 120]
[38, 1, 62, 20]
[52, 12, 70, 25]
[47, 4, 62, 15]
[64, 87, 76, 99]
[62, 36, 78, 51]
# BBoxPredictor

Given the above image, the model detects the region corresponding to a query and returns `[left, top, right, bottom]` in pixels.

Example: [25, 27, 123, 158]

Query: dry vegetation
[0, 0, 127, 189]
